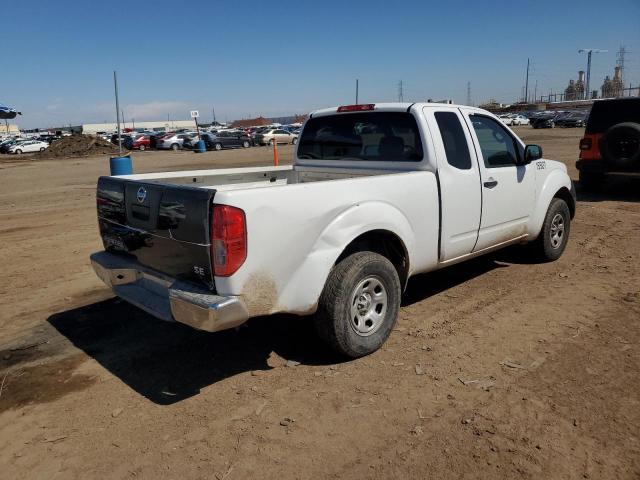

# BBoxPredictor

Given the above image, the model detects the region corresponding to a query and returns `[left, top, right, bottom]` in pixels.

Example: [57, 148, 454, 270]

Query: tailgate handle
[131, 204, 150, 220]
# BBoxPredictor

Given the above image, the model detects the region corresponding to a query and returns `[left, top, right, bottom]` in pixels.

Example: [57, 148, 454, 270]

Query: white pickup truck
[91, 102, 575, 357]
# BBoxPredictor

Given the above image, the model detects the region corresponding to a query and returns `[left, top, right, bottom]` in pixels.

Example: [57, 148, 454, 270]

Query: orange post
[272, 137, 279, 166]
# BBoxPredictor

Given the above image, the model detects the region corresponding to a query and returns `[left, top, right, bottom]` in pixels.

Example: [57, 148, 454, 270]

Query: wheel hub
[550, 213, 565, 249]
[349, 276, 387, 337]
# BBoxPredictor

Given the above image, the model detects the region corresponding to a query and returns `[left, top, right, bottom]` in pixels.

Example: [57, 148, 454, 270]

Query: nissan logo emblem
[136, 186, 147, 203]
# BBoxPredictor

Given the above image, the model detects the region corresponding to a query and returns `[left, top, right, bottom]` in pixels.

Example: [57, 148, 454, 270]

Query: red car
[131, 134, 151, 151]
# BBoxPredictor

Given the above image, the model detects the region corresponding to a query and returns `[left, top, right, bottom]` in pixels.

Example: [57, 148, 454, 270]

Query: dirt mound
[38, 135, 125, 159]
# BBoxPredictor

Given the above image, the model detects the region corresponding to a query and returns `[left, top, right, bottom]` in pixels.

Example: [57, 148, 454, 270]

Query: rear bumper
[576, 159, 640, 176]
[90, 251, 249, 333]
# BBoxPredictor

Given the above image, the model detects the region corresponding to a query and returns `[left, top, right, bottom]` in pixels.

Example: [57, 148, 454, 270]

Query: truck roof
[310, 102, 485, 118]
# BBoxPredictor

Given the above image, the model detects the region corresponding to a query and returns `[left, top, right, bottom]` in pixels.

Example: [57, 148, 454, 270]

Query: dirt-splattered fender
[274, 201, 419, 315]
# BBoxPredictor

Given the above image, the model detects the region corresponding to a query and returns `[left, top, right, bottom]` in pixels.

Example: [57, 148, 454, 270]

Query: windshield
[298, 112, 423, 162]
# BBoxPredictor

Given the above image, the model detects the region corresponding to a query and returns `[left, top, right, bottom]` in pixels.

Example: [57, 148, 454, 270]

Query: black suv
[576, 98, 640, 189]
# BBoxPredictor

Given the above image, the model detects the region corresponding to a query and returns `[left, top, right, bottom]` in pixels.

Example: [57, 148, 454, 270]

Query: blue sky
[2, 0, 639, 128]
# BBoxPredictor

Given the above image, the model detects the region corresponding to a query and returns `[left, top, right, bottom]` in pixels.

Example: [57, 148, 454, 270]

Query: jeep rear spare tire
[599, 122, 640, 169]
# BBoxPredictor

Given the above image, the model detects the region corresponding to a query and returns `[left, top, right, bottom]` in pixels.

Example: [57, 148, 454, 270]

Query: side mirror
[523, 144, 542, 164]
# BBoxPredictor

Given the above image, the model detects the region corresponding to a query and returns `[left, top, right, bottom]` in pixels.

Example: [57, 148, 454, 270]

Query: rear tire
[39, 147, 45, 152]
[139, 145, 146, 151]
[314, 252, 401, 358]
[171, 143, 179, 151]
[214, 143, 222, 151]
[242, 141, 250, 148]
[532, 198, 571, 262]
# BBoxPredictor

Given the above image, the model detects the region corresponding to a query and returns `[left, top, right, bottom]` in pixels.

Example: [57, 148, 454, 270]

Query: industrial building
[601, 66, 625, 98]
[1, 123, 20, 136]
[76, 120, 196, 134]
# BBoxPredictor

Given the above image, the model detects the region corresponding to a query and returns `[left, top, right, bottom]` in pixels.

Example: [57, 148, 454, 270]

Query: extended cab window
[298, 112, 423, 162]
[470, 115, 520, 168]
[434, 112, 472, 170]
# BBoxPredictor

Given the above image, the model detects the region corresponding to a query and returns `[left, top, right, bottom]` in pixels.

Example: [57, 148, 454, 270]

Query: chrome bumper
[90, 251, 248, 333]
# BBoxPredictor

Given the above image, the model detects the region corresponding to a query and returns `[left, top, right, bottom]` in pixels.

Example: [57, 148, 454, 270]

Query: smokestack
[614, 66, 621, 80]
[578, 70, 585, 83]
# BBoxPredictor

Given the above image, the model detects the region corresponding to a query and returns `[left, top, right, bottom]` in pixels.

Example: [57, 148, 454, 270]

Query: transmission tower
[616, 45, 627, 83]
[398, 80, 404, 102]
[466, 81, 472, 106]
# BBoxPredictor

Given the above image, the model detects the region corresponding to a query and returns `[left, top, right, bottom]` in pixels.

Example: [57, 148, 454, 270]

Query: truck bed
[120, 165, 388, 191]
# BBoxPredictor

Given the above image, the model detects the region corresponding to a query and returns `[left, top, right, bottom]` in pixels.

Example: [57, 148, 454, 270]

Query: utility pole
[398, 80, 404, 102]
[579, 49, 607, 100]
[533, 80, 538, 104]
[524, 58, 530, 103]
[113, 71, 122, 155]
[355, 79, 359, 104]
[616, 45, 627, 83]
[212, 106, 216, 125]
[466, 81, 472, 106]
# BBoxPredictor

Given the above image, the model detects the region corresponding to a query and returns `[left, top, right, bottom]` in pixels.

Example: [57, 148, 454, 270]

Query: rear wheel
[39, 147, 45, 152]
[139, 144, 146, 151]
[214, 143, 222, 151]
[532, 198, 571, 262]
[242, 140, 250, 148]
[171, 143, 179, 151]
[314, 252, 401, 358]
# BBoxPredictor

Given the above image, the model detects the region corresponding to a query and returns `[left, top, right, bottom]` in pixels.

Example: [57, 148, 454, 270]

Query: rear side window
[434, 112, 472, 170]
[586, 98, 640, 133]
[298, 112, 423, 162]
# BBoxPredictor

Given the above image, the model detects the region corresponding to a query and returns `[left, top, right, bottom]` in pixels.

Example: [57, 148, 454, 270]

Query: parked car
[131, 134, 151, 151]
[254, 128, 298, 145]
[156, 133, 194, 150]
[530, 114, 556, 129]
[555, 112, 588, 128]
[511, 115, 530, 126]
[576, 97, 640, 190]
[9, 140, 49, 154]
[0, 138, 22, 153]
[202, 131, 253, 150]
[497, 114, 514, 126]
[90, 102, 575, 358]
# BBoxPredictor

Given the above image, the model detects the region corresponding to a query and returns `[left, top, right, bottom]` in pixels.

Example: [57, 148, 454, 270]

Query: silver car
[156, 133, 195, 151]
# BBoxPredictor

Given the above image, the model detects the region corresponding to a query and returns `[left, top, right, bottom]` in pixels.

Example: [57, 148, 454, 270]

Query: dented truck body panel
[212, 171, 439, 316]
[90, 102, 574, 333]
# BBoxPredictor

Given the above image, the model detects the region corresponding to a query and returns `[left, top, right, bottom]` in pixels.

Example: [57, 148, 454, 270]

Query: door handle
[483, 178, 498, 189]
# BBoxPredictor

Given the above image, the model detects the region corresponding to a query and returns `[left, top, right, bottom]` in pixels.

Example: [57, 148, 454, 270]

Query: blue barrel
[109, 155, 133, 175]
[195, 140, 206, 153]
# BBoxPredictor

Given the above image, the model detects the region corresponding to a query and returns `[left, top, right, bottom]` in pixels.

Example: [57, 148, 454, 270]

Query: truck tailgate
[96, 176, 216, 290]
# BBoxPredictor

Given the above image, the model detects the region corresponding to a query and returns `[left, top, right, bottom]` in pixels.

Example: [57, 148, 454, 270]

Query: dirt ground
[0, 129, 639, 479]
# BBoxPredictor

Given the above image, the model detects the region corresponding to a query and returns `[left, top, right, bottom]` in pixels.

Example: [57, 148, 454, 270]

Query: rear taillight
[211, 204, 247, 277]
[579, 137, 592, 150]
